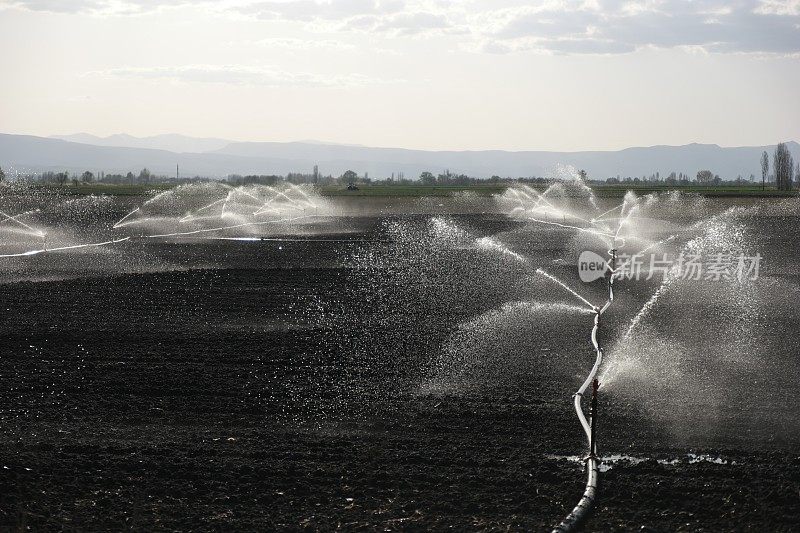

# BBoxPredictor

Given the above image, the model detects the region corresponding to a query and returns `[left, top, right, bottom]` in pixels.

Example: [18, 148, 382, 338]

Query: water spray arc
[0, 184, 332, 260]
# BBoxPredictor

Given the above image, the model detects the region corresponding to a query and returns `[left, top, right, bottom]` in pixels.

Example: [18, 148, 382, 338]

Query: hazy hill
[0, 134, 297, 177]
[2, 133, 798, 180]
[50, 133, 232, 154]
[213, 140, 800, 180]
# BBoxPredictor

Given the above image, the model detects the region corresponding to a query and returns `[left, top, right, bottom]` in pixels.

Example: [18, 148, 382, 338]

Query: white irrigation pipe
[552, 249, 616, 533]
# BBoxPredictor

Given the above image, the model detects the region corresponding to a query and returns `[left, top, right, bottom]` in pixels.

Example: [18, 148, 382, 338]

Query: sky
[0, 0, 799, 152]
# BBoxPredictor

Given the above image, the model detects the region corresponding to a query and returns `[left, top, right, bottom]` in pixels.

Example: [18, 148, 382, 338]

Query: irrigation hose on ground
[552, 251, 616, 533]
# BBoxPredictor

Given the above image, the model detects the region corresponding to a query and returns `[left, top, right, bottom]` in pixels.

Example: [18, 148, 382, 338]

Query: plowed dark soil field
[1, 210, 799, 532]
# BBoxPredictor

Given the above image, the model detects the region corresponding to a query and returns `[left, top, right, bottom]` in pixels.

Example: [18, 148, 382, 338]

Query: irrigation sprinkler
[552, 248, 616, 533]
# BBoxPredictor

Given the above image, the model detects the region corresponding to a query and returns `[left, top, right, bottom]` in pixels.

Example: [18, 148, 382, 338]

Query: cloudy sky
[0, 0, 798, 151]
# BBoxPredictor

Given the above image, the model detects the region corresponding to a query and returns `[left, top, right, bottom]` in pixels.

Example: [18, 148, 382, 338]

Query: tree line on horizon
[0, 142, 797, 188]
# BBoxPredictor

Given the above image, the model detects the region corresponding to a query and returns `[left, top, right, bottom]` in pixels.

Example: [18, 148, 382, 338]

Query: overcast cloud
[2, 0, 799, 55]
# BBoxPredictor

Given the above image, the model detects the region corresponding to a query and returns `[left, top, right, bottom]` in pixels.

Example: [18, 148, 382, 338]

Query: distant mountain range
[49, 133, 366, 154]
[0, 133, 797, 180]
[50, 133, 233, 154]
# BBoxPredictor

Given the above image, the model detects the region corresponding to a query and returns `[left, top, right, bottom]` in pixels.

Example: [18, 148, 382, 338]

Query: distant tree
[81, 170, 94, 183]
[578, 169, 588, 180]
[696, 170, 714, 184]
[126, 171, 135, 183]
[0, 166, 5, 182]
[773, 143, 794, 191]
[419, 171, 435, 185]
[761, 151, 769, 191]
[56, 171, 69, 186]
[72, 178, 79, 187]
[339, 169, 358, 184]
[138, 168, 151, 184]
